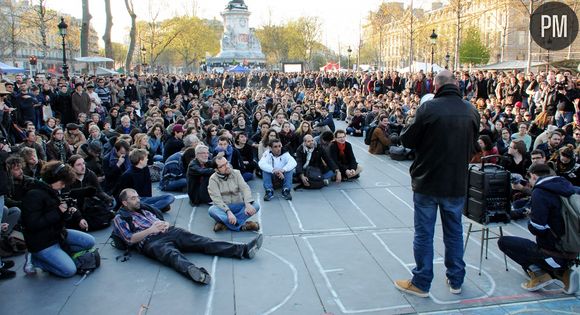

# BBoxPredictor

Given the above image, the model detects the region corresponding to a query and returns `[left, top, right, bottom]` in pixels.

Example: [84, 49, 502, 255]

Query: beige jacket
[208, 169, 254, 211]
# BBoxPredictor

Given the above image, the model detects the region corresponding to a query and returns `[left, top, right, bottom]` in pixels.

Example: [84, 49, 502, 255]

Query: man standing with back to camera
[394, 70, 480, 297]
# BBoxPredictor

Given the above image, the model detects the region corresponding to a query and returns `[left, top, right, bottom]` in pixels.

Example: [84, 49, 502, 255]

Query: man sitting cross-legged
[112, 188, 263, 285]
[208, 156, 260, 232]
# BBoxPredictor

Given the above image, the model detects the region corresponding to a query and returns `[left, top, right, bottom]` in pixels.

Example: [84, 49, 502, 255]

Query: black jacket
[187, 159, 214, 205]
[295, 144, 337, 175]
[21, 180, 81, 253]
[400, 84, 480, 197]
[328, 141, 358, 172]
[163, 136, 184, 161]
[0, 151, 9, 196]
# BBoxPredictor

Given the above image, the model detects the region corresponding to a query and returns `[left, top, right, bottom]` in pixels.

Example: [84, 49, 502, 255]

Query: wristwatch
[225, 209, 231, 214]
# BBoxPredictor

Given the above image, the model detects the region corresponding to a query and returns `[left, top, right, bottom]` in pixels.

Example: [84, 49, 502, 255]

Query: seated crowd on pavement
[0, 69, 578, 295]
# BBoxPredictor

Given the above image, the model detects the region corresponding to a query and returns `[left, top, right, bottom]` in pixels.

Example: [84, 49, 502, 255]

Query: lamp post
[445, 52, 450, 70]
[57, 17, 69, 80]
[347, 46, 352, 70]
[141, 46, 147, 73]
[429, 29, 438, 73]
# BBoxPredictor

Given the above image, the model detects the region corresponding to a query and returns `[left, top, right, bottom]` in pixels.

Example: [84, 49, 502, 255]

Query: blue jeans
[141, 195, 175, 210]
[411, 192, 466, 292]
[208, 202, 261, 231]
[322, 170, 335, 180]
[31, 229, 95, 278]
[263, 170, 294, 191]
[159, 178, 187, 192]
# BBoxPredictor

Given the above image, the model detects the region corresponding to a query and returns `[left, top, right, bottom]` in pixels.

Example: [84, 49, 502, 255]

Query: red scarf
[337, 142, 346, 158]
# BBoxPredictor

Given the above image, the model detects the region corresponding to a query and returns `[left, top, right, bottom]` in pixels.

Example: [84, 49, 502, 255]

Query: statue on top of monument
[226, 0, 247, 10]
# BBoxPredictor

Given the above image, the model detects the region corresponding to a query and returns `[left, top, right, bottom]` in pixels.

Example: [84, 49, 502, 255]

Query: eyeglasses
[211, 129, 217, 132]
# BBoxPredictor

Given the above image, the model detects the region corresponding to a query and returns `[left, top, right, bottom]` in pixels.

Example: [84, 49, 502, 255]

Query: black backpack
[110, 204, 165, 251]
[71, 248, 101, 275]
[364, 125, 377, 145]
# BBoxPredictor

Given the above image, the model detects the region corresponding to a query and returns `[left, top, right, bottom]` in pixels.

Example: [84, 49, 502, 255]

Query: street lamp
[429, 29, 438, 73]
[347, 46, 352, 70]
[57, 17, 69, 80]
[445, 52, 450, 70]
[141, 46, 147, 73]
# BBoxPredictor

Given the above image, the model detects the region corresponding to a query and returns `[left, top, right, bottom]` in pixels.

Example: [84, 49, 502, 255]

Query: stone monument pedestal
[208, 0, 266, 67]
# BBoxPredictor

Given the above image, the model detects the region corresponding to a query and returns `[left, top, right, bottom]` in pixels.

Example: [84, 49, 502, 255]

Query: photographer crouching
[21, 161, 95, 277]
[498, 163, 579, 294]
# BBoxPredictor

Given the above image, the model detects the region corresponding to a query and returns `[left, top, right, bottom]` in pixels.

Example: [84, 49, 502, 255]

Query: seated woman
[496, 127, 512, 156]
[500, 139, 531, 176]
[471, 135, 499, 164]
[45, 127, 73, 162]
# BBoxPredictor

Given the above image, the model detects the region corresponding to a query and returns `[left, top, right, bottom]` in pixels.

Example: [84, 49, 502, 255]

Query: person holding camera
[20, 161, 95, 277]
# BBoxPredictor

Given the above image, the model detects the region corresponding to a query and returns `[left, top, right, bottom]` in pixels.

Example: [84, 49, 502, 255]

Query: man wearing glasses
[208, 156, 260, 232]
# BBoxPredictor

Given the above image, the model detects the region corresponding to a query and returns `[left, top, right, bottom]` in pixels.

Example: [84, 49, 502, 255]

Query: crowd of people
[0, 68, 578, 295]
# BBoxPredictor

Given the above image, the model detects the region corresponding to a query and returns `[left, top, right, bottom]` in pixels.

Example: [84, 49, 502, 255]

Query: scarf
[337, 142, 346, 164]
[216, 172, 229, 181]
[55, 140, 66, 162]
[303, 144, 316, 169]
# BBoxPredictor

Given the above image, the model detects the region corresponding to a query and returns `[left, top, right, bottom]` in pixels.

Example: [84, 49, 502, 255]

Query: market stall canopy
[398, 62, 444, 73]
[320, 62, 340, 72]
[475, 60, 546, 70]
[95, 67, 119, 75]
[74, 56, 115, 63]
[226, 65, 250, 73]
[0, 61, 25, 74]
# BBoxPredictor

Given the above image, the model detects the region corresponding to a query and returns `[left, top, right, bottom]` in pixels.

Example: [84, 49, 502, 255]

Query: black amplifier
[464, 160, 511, 224]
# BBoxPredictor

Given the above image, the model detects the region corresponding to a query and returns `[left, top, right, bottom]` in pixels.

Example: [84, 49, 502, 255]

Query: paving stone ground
[1, 122, 578, 314]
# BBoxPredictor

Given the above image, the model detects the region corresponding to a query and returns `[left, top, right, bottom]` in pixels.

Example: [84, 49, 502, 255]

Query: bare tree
[0, 1, 25, 64]
[27, 0, 57, 66]
[103, 0, 114, 68]
[80, 0, 92, 57]
[124, 0, 137, 73]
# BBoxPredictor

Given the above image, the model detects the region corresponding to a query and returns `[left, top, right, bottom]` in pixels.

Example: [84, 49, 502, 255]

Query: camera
[60, 187, 97, 211]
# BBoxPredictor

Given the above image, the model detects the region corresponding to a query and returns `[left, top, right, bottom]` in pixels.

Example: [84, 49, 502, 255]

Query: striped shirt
[113, 209, 161, 245]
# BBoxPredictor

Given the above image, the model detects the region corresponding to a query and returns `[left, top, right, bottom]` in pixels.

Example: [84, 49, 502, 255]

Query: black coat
[21, 180, 81, 253]
[0, 151, 9, 196]
[163, 136, 184, 161]
[400, 84, 480, 197]
[187, 159, 214, 205]
[295, 144, 337, 176]
[328, 141, 358, 172]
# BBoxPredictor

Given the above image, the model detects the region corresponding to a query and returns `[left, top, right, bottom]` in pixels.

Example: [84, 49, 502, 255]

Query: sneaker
[241, 221, 260, 231]
[323, 179, 330, 186]
[213, 222, 227, 232]
[0, 260, 15, 270]
[394, 279, 429, 298]
[188, 266, 211, 285]
[23, 253, 37, 275]
[0, 269, 16, 280]
[263, 190, 274, 201]
[521, 271, 555, 291]
[282, 188, 292, 200]
[446, 278, 462, 294]
[244, 234, 264, 259]
[160, 205, 171, 212]
[555, 269, 579, 294]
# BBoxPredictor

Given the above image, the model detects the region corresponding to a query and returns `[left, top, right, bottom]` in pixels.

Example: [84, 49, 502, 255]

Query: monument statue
[208, 0, 265, 66]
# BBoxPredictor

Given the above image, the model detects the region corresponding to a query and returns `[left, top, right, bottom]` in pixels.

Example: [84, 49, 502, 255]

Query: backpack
[71, 248, 101, 274]
[0, 230, 27, 257]
[364, 126, 377, 145]
[556, 194, 580, 253]
[304, 166, 325, 189]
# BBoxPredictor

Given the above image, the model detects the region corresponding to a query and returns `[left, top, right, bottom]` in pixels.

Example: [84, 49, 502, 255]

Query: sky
[45, 0, 434, 53]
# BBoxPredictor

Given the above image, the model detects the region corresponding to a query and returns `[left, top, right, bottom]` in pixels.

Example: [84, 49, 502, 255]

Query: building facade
[372, 0, 579, 71]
